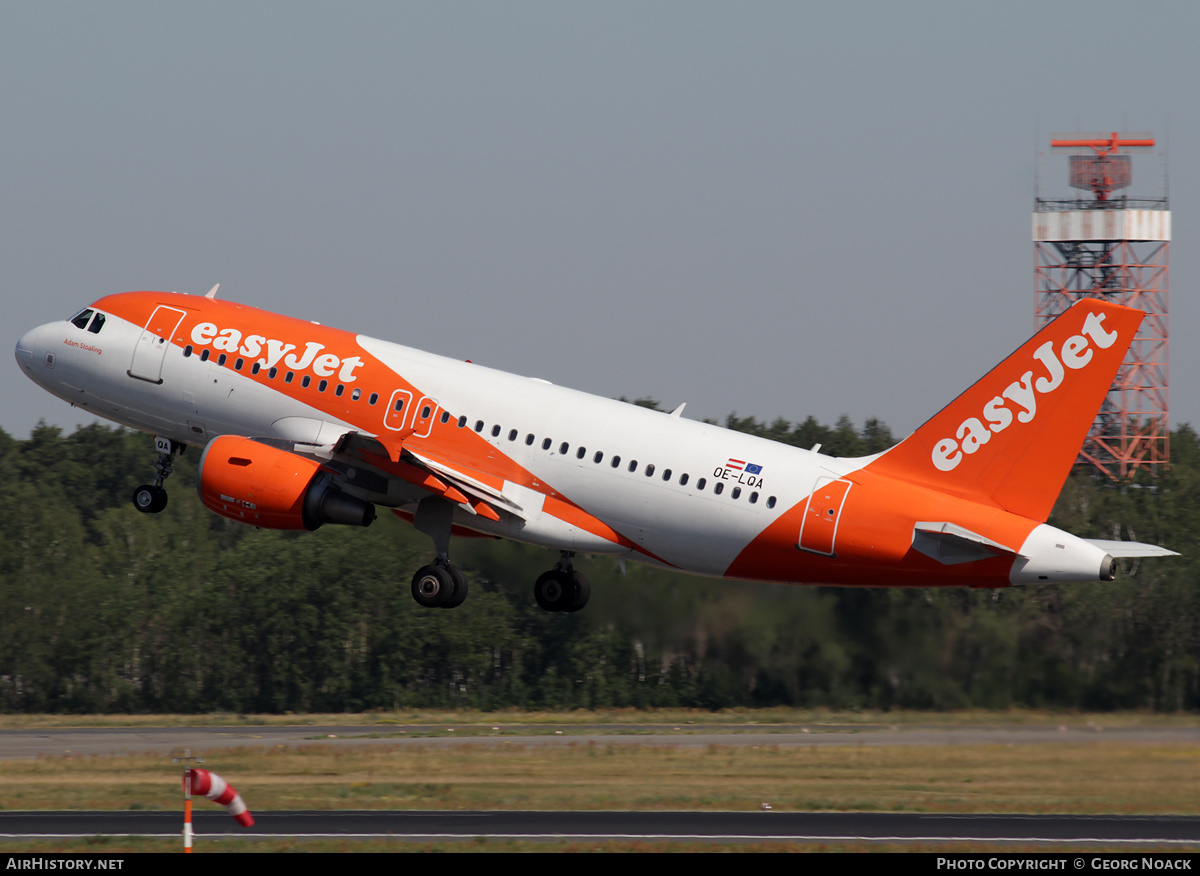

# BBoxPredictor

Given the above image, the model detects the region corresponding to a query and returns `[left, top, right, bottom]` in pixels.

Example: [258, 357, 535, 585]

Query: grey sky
[3, 1, 1196, 443]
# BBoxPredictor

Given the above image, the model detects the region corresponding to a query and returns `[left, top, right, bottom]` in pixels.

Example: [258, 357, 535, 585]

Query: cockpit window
[68, 309, 106, 334]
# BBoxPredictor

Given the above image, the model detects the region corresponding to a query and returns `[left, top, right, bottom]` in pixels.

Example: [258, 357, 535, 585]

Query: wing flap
[329, 431, 516, 521]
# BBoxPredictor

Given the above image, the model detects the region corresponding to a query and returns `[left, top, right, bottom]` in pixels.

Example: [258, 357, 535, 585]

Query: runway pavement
[2, 810, 1200, 845]
[1, 723, 1197, 760]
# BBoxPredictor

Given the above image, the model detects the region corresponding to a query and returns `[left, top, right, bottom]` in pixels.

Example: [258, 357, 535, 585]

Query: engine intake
[198, 435, 375, 530]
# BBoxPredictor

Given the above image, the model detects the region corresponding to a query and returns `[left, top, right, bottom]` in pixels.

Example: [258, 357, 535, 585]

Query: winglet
[205, 284, 220, 299]
[867, 299, 1143, 522]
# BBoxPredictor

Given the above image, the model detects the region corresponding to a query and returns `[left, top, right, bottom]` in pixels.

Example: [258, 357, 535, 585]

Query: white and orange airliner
[15, 288, 1175, 611]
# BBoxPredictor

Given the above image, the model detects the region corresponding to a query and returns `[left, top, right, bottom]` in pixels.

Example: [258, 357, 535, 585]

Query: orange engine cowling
[197, 435, 376, 530]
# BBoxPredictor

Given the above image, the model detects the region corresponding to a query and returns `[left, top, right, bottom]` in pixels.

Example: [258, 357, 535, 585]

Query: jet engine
[197, 435, 376, 530]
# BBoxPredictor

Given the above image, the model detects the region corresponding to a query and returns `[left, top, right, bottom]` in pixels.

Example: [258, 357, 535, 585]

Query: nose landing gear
[132, 436, 185, 514]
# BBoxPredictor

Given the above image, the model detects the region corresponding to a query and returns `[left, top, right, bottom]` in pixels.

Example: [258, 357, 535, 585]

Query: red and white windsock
[185, 768, 254, 827]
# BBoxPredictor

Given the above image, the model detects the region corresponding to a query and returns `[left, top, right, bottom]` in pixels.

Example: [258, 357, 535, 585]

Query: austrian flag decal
[716, 458, 766, 489]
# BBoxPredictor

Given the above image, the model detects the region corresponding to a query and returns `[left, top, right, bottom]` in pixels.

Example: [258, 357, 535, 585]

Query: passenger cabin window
[542, 438, 552, 450]
[576, 446, 587, 459]
[369, 393, 379, 405]
[766, 496, 777, 508]
[645, 464, 655, 477]
[679, 473, 689, 485]
[714, 482, 724, 495]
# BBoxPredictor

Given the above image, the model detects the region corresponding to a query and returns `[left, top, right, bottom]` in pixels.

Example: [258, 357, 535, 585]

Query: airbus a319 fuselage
[16, 289, 1174, 612]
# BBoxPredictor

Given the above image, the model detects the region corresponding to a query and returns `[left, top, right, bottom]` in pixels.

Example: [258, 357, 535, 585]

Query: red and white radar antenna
[1034, 131, 1169, 478]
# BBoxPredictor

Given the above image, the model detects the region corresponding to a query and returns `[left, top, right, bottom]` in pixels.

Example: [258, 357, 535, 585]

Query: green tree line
[0, 415, 1195, 714]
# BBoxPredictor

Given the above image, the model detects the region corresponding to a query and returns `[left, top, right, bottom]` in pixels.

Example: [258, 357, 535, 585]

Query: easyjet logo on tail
[931, 310, 1120, 473]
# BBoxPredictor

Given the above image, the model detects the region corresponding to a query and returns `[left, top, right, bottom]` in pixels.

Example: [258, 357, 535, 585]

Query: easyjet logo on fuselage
[931, 310, 1120, 473]
[189, 322, 365, 383]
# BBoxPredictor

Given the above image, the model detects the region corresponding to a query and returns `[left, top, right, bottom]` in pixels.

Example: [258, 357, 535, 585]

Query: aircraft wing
[327, 431, 515, 522]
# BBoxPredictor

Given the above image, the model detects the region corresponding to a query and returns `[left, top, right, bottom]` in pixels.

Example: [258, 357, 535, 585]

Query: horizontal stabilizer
[1084, 539, 1179, 558]
[913, 522, 1016, 565]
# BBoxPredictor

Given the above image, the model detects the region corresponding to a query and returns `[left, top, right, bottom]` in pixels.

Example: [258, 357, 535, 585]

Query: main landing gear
[406, 497, 591, 613]
[409, 497, 469, 609]
[410, 561, 469, 609]
[408, 552, 591, 613]
[533, 552, 590, 613]
[132, 436, 185, 514]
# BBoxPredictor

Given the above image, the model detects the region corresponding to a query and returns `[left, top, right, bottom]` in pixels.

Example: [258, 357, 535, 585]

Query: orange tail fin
[866, 299, 1144, 521]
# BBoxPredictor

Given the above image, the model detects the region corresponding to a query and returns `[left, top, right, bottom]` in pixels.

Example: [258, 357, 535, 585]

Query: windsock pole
[175, 751, 253, 852]
[183, 769, 194, 853]
[175, 750, 202, 854]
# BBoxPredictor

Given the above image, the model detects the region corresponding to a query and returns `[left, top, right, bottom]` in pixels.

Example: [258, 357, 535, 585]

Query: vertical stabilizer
[866, 299, 1143, 521]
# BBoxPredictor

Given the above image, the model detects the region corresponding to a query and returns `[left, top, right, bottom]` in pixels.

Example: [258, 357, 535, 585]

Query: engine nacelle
[197, 435, 376, 530]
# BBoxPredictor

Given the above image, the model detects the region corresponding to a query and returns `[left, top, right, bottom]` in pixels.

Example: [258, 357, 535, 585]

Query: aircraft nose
[15, 323, 56, 380]
[15, 327, 36, 366]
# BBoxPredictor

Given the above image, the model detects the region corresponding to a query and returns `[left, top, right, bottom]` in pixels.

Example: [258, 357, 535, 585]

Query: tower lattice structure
[1034, 132, 1169, 479]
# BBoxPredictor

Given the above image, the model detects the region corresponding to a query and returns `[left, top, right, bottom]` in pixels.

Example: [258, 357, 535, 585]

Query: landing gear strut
[534, 552, 590, 613]
[132, 436, 184, 514]
[409, 496, 469, 609]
